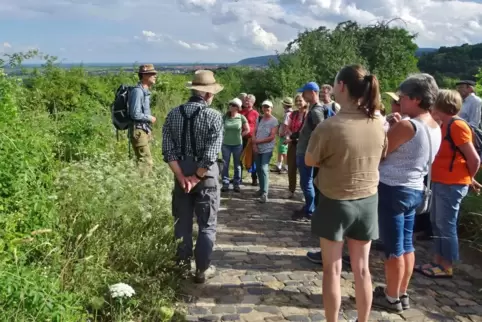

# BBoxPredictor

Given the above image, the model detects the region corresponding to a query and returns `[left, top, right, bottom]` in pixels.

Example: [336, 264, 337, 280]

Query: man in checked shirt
[162, 70, 224, 283]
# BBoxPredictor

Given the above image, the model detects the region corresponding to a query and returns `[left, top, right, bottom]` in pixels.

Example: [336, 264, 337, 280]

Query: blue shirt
[128, 83, 153, 131]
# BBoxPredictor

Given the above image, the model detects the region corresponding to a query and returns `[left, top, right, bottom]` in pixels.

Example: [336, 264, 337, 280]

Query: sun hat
[185, 70, 224, 94]
[455, 80, 476, 86]
[297, 81, 320, 92]
[138, 64, 157, 74]
[282, 97, 294, 106]
[384, 92, 400, 102]
[261, 100, 273, 108]
[228, 98, 243, 108]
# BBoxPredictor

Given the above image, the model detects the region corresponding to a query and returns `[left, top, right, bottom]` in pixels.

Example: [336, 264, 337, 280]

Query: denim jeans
[430, 182, 469, 263]
[221, 144, 243, 186]
[378, 182, 423, 258]
[296, 154, 320, 216]
[255, 152, 273, 194]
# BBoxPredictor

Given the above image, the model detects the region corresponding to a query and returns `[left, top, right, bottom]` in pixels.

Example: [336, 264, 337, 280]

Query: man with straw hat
[162, 69, 224, 283]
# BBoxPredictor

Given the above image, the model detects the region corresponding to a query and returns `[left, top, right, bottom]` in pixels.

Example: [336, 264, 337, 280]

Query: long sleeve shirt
[162, 95, 223, 169]
[128, 83, 153, 131]
[459, 93, 482, 128]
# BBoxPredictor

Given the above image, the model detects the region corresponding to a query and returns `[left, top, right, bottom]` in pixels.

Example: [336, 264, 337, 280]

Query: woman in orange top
[415, 89, 480, 278]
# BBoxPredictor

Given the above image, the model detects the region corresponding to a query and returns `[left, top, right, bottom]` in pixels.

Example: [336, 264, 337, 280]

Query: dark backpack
[445, 116, 482, 172]
[111, 85, 133, 130]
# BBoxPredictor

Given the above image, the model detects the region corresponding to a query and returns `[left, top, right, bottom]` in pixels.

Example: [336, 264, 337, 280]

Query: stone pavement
[178, 174, 482, 322]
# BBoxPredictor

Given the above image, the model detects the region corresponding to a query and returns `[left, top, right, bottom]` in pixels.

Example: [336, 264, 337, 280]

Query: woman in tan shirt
[305, 64, 387, 322]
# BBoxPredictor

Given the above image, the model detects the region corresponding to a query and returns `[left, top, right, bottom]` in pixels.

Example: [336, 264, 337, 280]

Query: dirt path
[178, 173, 482, 322]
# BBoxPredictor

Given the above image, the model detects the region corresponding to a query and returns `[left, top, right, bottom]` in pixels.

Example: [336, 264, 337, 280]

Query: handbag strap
[418, 118, 433, 190]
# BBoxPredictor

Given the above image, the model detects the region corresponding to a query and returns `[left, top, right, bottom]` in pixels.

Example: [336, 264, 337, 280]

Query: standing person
[284, 94, 308, 198]
[415, 89, 480, 278]
[253, 100, 279, 203]
[240, 94, 260, 186]
[320, 84, 341, 113]
[306, 65, 387, 322]
[292, 82, 325, 221]
[221, 98, 250, 192]
[162, 70, 224, 284]
[129, 64, 158, 175]
[373, 73, 441, 313]
[272, 97, 294, 173]
[456, 80, 482, 128]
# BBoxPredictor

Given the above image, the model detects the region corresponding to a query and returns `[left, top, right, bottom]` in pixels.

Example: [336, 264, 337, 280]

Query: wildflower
[109, 283, 135, 299]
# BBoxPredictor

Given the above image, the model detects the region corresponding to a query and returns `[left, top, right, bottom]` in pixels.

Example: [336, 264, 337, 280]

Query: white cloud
[3, 42, 12, 48]
[1, 0, 482, 62]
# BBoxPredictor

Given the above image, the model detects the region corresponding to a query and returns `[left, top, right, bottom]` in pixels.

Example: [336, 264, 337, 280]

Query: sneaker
[259, 193, 268, 203]
[270, 166, 281, 173]
[194, 265, 216, 284]
[306, 251, 322, 264]
[400, 293, 410, 310]
[221, 185, 229, 192]
[233, 185, 241, 193]
[291, 209, 311, 221]
[372, 286, 403, 313]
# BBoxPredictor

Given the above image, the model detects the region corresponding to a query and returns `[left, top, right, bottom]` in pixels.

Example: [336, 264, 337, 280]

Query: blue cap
[297, 81, 320, 92]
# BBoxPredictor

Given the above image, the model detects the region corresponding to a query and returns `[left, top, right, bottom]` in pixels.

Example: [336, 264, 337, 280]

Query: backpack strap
[179, 105, 202, 160]
[445, 117, 461, 172]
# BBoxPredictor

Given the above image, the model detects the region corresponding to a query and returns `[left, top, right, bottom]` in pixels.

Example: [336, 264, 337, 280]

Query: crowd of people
[126, 64, 482, 322]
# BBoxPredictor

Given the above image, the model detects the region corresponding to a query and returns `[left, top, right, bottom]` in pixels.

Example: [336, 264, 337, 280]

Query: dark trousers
[241, 136, 257, 182]
[172, 159, 220, 272]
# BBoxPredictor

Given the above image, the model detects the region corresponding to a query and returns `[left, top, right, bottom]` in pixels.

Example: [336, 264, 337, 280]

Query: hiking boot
[259, 193, 268, 203]
[221, 185, 229, 192]
[194, 265, 216, 284]
[254, 190, 263, 197]
[288, 191, 295, 199]
[251, 178, 258, 186]
[291, 209, 311, 221]
[400, 293, 410, 310]
[233, 185, 241, 193]
[372, 286, 403, 313]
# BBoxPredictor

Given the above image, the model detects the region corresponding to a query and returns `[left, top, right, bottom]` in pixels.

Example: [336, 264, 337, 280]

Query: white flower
[109, 283, 135, 299]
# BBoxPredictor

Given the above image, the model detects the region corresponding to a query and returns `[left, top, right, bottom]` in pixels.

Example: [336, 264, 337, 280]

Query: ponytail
[361, 74, 381, 119]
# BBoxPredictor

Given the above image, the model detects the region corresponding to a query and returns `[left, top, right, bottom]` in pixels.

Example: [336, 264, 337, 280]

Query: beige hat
[229, 98, 243, 108]
[261, 100, 273, 108]
[384, 92, 399, 102]
[186, 70, 224, 94]
[282, 97, 294, 106]
[138, 64, 158, 74]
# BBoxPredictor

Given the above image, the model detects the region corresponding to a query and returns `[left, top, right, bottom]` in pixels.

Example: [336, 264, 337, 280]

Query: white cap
[228, 97, 243, 108]
[261, 100, 273, 108]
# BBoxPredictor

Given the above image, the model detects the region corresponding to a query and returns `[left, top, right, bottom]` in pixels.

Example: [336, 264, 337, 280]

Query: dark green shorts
[311, 193, 379, 242]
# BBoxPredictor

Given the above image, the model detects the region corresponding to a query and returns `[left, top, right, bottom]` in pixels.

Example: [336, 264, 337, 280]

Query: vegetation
[0, 19, 481, 321]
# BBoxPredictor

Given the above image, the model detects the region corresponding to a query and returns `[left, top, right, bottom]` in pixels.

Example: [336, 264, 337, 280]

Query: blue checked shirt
[162, 96, 224, 169]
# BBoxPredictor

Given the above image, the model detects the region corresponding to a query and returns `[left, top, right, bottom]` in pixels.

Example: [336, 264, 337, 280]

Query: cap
[455, 80, 476, 86]
[261, 100, 273, 108]
[297, 81, 320, 93]
[228, 97, 243, 108]
[384, 92, 399, 101]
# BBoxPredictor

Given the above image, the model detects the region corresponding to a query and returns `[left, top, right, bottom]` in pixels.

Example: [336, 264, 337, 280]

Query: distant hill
[237, 48, 437, 66]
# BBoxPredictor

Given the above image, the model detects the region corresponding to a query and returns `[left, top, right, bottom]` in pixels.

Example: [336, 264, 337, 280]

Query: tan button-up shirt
[306, 107, 387, 200]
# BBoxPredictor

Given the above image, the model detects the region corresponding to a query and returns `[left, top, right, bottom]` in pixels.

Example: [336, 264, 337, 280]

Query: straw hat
[282, 97, 294, 107]
[384, 92, 399, 102]
[138, 64, 157, 74]
[186, 70, 224, 94]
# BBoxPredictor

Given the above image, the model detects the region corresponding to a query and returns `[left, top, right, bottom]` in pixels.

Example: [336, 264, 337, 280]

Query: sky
[1, 0, 482, 64]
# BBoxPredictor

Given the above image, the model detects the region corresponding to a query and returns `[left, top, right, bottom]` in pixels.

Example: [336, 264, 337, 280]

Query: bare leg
[320, 237, 344, 322]
[400, 252, 415, 294]
[347, 238, 373, 322]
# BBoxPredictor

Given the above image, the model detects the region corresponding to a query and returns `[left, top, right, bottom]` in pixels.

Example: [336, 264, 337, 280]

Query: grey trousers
[172, 162, 219, 272]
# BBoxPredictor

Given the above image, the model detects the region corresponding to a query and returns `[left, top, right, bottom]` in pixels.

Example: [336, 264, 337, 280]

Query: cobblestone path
[179, 174, 482, 322]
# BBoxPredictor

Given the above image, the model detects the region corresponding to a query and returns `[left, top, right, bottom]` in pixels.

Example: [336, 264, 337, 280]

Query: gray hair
[321, 84, 333, 93]
[399, 73, 439, 110]
[246, 94, 256, 104]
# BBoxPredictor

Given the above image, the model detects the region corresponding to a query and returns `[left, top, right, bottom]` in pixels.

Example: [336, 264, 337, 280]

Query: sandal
[420, 265, 453, 279]
[414, 262, 438, 273]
